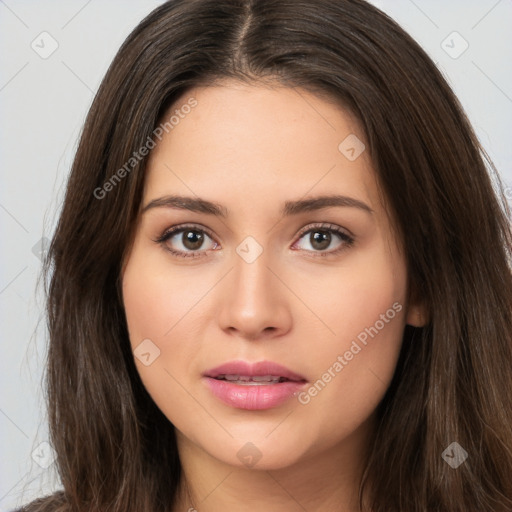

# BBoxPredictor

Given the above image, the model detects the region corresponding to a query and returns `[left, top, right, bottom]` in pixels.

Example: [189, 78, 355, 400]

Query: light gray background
[1, 0, 511, 509]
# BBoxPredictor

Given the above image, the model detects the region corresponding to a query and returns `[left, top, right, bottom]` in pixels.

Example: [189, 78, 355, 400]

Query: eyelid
[156, 223, 217, 243]
[295, 222, 353, 240]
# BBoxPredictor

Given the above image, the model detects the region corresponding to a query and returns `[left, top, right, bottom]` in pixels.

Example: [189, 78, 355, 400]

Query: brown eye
[310, 230, 332, 251]
[293, 223, 354, 256]
[182, 230, 205, 250]
[156, 225, 218, 258]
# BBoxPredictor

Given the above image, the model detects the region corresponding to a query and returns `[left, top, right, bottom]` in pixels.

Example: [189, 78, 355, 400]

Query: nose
[216, 249, 292, 341]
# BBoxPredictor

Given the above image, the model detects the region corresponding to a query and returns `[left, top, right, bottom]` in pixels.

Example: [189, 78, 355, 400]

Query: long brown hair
[20, 0, 512, 510]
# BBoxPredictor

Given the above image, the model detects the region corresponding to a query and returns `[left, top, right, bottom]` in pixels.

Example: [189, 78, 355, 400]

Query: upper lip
[204, 360, 307, 382]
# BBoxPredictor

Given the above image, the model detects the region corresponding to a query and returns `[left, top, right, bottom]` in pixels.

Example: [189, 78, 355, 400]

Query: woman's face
[122, 81, 425, 471]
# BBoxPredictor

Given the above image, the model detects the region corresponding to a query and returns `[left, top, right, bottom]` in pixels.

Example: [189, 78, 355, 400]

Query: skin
[121, 81, 427, 512]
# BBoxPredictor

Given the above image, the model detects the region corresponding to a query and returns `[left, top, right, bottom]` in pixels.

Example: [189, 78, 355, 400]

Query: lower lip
[203, 377, 307, 410]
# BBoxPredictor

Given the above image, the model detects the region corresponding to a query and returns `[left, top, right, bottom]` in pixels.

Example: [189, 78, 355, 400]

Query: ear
[405, 286, 429, 327]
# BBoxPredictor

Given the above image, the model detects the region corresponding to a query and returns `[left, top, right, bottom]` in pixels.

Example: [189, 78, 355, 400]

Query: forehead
[144, 82, 382, 218]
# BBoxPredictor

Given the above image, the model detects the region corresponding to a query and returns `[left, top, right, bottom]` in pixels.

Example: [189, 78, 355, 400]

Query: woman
[19, 0, 512, 510]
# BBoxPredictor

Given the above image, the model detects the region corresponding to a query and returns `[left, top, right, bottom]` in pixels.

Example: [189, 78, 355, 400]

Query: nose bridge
[232, 241, 275, 315]
[233, 247, 272, 303]
[216, 242, 291, 338]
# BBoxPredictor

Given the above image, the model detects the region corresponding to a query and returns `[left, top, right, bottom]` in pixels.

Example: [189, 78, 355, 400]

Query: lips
[203, 360, 308, 410]
[213, 375, 288, 384]
[204, 360, 306, 383]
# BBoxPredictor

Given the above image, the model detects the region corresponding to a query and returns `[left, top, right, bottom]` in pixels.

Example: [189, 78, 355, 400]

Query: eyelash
[153, 222, 355, 259]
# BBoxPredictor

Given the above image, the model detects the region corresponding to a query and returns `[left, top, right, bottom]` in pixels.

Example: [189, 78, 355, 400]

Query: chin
[201, 430, 312, 471]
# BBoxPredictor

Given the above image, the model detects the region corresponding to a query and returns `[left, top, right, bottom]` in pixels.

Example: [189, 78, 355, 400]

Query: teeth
[217, 374, 286, 384]
[251, 375, 280, 382]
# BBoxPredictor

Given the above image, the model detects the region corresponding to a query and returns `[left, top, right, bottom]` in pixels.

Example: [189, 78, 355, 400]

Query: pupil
[183, 231, 204, 250]
[311, 231, 330, 250]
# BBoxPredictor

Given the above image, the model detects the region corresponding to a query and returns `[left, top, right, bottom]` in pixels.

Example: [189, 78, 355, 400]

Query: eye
[292, 223, 354, 256]
[154, 224, 219, 259]
[155, 222, 354, 259]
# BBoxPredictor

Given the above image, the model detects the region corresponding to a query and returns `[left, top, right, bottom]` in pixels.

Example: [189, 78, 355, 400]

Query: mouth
[204, 360, 307, 384]
[210, 374, 294, 385]
[203, 360, 308, 410]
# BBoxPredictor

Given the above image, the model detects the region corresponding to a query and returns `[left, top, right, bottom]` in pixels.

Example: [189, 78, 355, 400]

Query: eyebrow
[142, 194, 374, 217]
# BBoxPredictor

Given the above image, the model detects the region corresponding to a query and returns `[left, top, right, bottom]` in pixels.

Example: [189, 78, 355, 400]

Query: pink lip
[203, 360, 308, 410]
[205, 360, 306, 381]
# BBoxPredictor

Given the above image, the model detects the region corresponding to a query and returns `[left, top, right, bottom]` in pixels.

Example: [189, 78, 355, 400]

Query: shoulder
[11, 491, 69, 512]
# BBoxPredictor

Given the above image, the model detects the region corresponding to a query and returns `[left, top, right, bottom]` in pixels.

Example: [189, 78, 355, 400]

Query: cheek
[121, 245, 199, 370]
[122, 248, 210, 426]
[292, 239, 407, 438]
[122, 246, 211, 345]
[293, 236, 406, 347]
